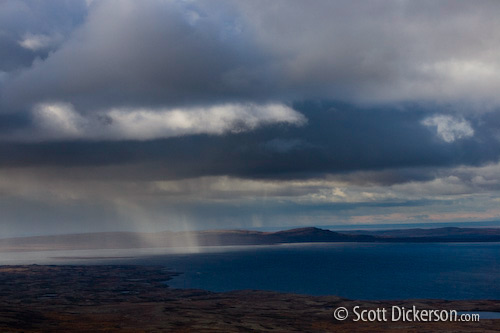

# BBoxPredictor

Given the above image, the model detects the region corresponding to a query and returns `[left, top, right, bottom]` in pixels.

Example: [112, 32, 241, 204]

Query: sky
[1, 0, 500, 236]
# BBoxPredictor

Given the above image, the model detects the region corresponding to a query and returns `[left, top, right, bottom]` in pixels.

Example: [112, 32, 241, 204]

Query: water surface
[1, 242, 498, 300]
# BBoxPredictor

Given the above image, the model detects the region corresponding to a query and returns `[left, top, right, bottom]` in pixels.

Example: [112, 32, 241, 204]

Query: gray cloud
[236, 0, 500, 105]
[1, 1, 500, 235]
[2, 159, 500, 236]
[3, 0, 500, 115]
[3, 102, 305, 142]
[0, 0, 87, 71]
[2, 0, 272, 111]
[0, 102, 496, 180]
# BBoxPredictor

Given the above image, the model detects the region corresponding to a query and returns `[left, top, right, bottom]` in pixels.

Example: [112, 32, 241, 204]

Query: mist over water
[2, 242, 498, 300]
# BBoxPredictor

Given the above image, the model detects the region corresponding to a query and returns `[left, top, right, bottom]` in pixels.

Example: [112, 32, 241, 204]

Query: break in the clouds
[1, 0, 500, 235]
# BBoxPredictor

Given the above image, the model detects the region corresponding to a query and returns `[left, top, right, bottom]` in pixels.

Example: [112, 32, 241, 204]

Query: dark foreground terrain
[0, 265, 498, 332]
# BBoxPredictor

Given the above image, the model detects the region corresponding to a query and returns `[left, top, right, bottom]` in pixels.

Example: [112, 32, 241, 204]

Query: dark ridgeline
[0, 227, 499, 252]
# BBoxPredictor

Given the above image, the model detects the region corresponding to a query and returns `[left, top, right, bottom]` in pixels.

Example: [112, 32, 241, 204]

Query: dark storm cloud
[2, 0, 500, 116]
[0, 0, 87, 71]
[2, 0, 273, 111]
[0, 111, 30, 132]
[0, 35, 37, 72]
[2, 0, 500, 234]
[1, 102, 498, 183]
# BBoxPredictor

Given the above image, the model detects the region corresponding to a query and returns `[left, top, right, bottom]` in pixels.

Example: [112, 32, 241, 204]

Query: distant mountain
[0, 227, 498, 252]
[340, 227, 500, 242]
[266, 227, 377, 243]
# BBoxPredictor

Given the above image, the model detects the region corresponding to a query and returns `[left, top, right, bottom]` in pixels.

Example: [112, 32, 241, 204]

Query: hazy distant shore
[1, 227, 499, 252]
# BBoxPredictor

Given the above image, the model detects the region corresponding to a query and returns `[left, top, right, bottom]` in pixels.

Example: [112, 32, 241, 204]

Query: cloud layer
[3, 0, 500, 112]
[1, 0, 500, 235]
[6, 102, 305, 141]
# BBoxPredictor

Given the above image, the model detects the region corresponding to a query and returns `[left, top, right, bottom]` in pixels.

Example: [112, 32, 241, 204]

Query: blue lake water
[1, 242, 498, 300]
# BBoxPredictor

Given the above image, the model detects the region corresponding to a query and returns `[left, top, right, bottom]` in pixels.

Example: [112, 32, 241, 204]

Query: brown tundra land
[0, 265, 498, 332]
